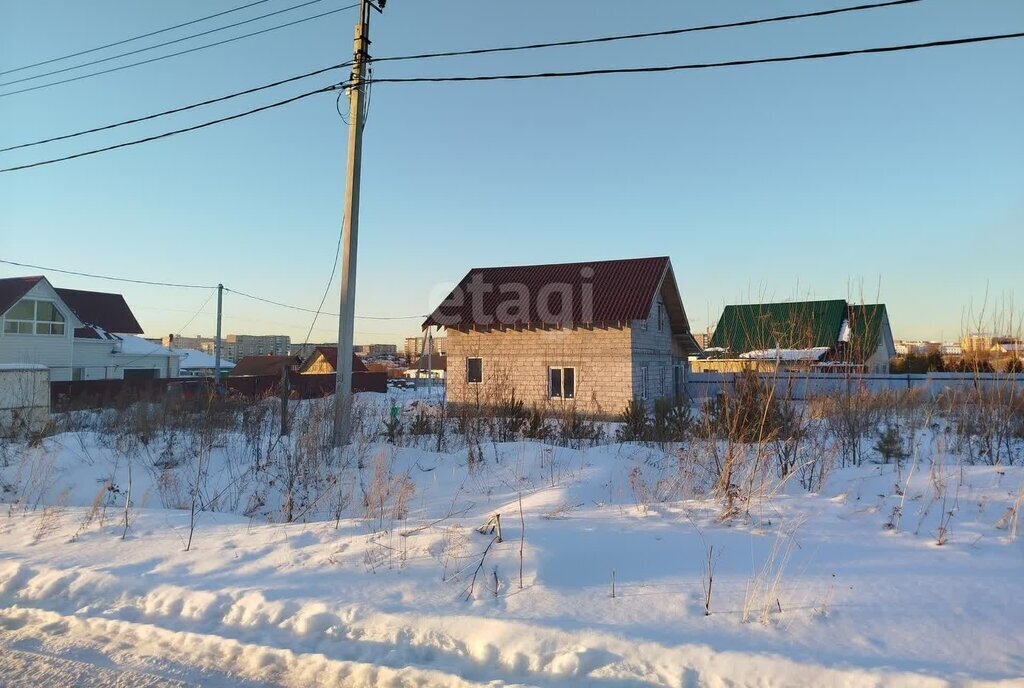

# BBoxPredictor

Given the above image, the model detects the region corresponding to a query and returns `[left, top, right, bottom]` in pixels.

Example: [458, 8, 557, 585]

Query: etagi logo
[430, 267, 595, 327]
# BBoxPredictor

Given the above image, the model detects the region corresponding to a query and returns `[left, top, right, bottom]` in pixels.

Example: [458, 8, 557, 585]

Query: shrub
[555, 407, 604, 448]
[650, 397, 692, 444]
[494, 391, 527, 442]
[523, 405, 551, 440]
[873, 423, 909, 464]
[616, 399, 649, 442]
[701, 370, 780, 443]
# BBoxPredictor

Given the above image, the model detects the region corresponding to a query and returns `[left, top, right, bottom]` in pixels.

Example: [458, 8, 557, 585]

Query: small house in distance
[229, 355, 301, 377]
[424, 256, 700, 417]
[696, 300, 895, 374]
[296, 346, 369, 375]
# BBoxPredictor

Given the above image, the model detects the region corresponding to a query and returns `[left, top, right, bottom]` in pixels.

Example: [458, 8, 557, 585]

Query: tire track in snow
[0, 561, 964, 688]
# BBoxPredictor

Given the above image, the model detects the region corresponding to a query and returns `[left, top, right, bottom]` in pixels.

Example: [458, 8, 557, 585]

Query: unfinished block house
[423, 256, 700, 417]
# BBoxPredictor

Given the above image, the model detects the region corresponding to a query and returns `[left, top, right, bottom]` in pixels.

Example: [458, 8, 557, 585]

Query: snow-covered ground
[0, 394, 1022, 687]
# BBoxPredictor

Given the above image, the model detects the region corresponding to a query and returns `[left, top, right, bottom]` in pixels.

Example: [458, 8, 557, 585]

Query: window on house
[548, 367, 575, 399]
[659, 366, 666, 397]
[3, 299, 65, 335]
[640, 366, 649, 399]
[658, 303, 664, 332]
[466, 357, 483, 383]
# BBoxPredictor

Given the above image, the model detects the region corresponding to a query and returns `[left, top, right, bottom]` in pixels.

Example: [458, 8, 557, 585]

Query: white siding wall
[0, 281, 76, 381]
[73, 340, 180, 379]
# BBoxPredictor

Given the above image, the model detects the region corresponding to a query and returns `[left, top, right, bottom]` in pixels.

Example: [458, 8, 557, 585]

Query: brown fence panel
[51, 377, 183, 408]
[51, 371, 388, 409]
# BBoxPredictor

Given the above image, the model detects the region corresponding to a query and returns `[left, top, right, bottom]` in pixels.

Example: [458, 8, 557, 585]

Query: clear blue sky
[1, 0, 1022, 345]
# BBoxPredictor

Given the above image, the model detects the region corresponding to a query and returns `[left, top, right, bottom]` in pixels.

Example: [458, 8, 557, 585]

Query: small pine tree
[873, 423, 908, 465]
[617, 399, 650, 442]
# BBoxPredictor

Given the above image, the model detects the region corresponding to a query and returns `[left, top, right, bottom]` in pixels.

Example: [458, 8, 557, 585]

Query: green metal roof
[708, 300, 848, 354]
[708, 299, 891, 364]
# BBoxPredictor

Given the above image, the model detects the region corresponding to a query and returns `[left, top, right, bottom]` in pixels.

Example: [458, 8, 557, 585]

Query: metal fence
[686, 371, 1023, 401]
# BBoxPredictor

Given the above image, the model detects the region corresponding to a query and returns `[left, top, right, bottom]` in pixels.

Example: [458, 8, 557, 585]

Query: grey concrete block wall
[630, 294, 681, 405]
[445, 324, 636, 417]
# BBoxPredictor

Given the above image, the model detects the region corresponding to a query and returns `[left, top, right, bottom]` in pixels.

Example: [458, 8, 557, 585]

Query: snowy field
[0, 391, 1022, 687]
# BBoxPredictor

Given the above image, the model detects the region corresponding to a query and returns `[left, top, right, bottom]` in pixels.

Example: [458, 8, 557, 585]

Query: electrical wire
[0, 85, 337, 173]
[362, 31, 1024, 86]
[7, 31, 1022, 173]
[112, 288, 217, 368]
[0, 4, 358, 98]
[0, 63, 350, 153]
[0, 257, 425, 320]
[0, 258, 215, 289]
[301, 216, 343, 347]
[373, 0, 924, 65]
[0, 0, 923, 149]
[225, 287, 425, 319]
[0, 0, 277, 76]
[0, 0, 342, 88]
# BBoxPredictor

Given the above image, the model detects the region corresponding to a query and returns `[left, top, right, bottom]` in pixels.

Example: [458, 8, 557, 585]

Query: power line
[0, 0, 341, 89]
[112, 289, 220, 369]
[0, 258, 426, 320]
[0, 3, 358, 98]
[0, 258, 214, 289]
[362, 31, 1024, 86]
[374, 0, 923, 64]
[224, 287, 425, 319]
[301, 215, 344, 347]
[0, 85, 336, 173]
[0, 0, 916, 150]
[1, 0, 277, 76]
[7, 31, 1023, 174]
[0, 63, 349, 153]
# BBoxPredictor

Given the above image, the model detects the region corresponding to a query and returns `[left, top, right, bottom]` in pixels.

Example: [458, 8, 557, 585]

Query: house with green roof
[696, 300, 895, 374]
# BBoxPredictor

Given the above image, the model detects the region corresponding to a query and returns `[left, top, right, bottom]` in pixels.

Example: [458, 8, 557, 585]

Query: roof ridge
[469, 255, 669, 272]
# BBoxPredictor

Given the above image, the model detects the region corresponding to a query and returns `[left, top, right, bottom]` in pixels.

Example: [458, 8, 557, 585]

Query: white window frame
[466, 357, 483, 384]
[640, 365, 649, 399]
[548, 366, 576, 399]
[2, 298, 66, 336]
[657, 302, 664, 332]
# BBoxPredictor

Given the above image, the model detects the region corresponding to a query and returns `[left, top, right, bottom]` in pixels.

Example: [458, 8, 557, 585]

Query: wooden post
[280, 367, 290, 436]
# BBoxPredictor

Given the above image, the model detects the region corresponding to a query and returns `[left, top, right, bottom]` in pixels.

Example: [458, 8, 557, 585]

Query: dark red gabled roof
[55, 288, 143, 334]
[424, 256, 671, 329]
[230, 355, 301, 377]
[0, 276, 44, 316]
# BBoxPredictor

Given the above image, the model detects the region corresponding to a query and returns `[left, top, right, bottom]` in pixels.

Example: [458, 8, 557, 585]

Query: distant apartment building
[290, 342, 332, 360]
[404, 335, 446, 361]
[354, 343, 398, 357]
[894, 340, 941, 356]
[161, 333, 290, 363]
[162, 334, 214, 350]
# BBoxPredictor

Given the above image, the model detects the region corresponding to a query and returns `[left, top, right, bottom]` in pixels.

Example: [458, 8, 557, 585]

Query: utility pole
[334, 0, 379, 446]
[214, 283, 224, 387]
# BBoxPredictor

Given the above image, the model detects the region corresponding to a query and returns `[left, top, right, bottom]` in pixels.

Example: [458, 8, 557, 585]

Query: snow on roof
[838, 319, 852, 343]
[739, 346, 831, 361]
[115, 335, 177, 357]
[171, 348, 235, 370]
